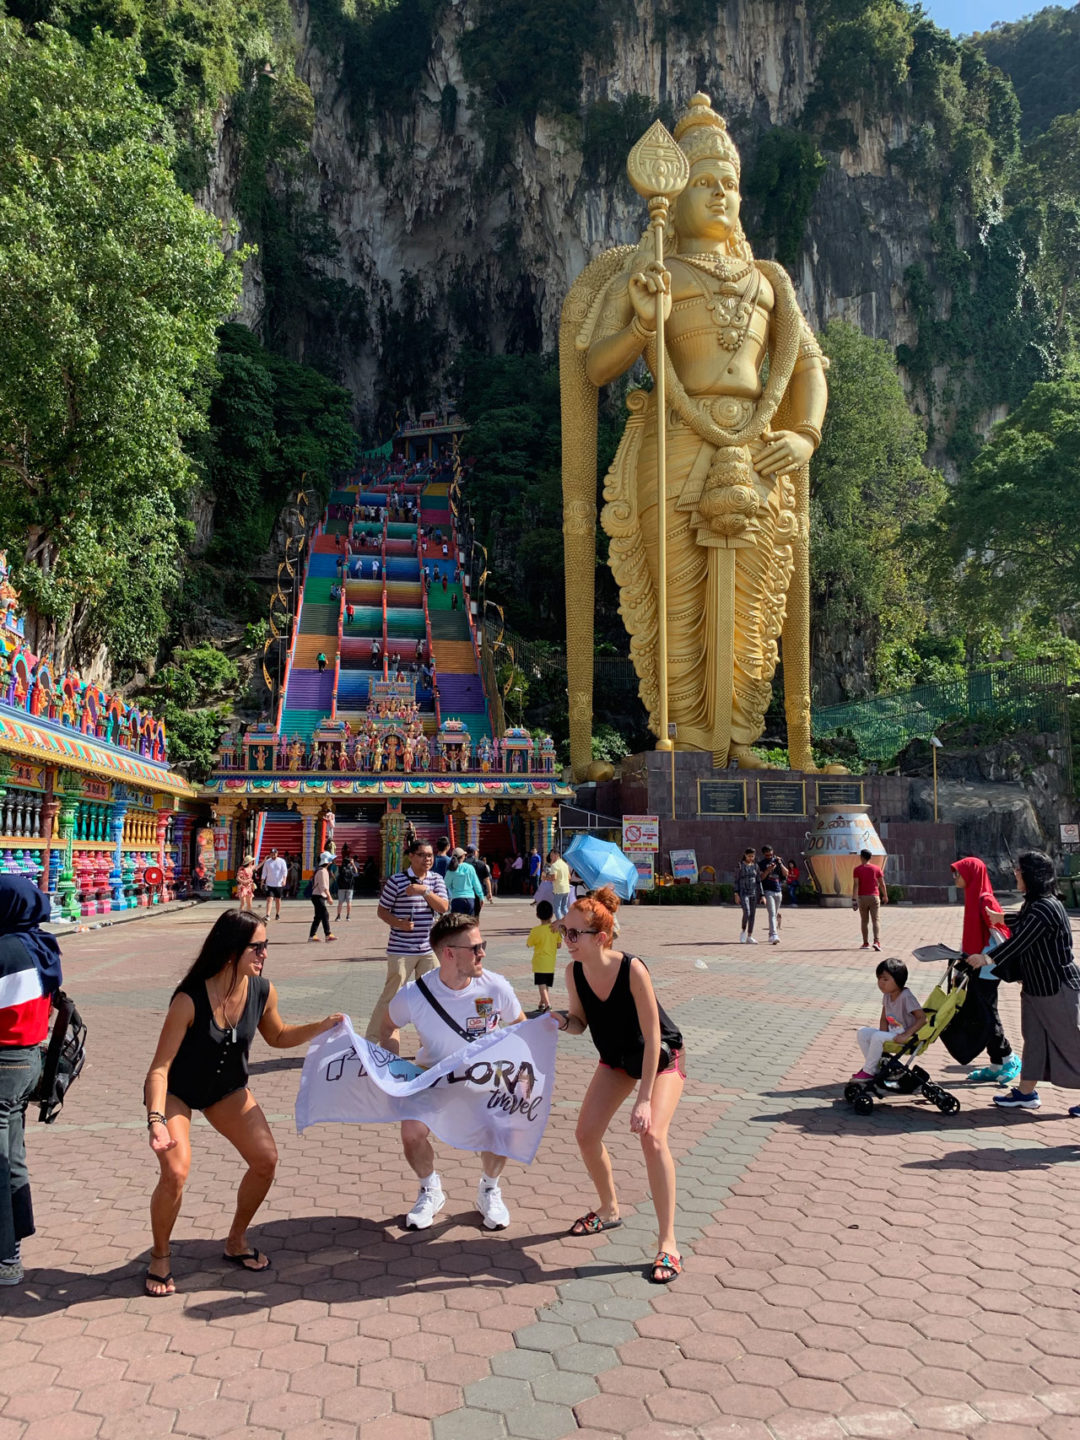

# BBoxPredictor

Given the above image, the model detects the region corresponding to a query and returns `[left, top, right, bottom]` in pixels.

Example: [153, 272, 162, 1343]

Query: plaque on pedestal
[697, 780, 747, 816]
[757, 780, 806, 816]
[815, 779, 865, 807]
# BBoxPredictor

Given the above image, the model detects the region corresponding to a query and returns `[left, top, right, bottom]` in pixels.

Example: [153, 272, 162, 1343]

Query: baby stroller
[844, 953, 969, 1116]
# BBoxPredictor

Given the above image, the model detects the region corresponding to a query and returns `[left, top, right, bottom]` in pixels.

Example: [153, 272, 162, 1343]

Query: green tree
[810, 321, 947, 697]
[934, 369, 1080, 638]
[0, 21, 242, 667]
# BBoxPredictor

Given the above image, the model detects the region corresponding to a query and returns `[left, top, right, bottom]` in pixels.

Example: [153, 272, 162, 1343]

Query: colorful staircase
[277, 466, 493, 753]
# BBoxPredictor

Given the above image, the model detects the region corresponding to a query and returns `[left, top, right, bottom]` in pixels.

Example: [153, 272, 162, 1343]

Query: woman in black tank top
[555, 887, 685, 1285]
[142, 909, 343, 1298]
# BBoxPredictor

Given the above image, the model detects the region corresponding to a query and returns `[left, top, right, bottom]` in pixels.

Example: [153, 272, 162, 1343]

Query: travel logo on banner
[296, 1016, 558, 1164]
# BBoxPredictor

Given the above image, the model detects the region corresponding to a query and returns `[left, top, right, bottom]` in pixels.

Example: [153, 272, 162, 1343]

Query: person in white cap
[308, 852, 336, 943]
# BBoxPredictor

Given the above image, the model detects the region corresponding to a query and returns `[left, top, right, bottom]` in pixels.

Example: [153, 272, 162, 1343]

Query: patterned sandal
[650, 1251, 682, 1284]
[568, 1211, 623, 1236]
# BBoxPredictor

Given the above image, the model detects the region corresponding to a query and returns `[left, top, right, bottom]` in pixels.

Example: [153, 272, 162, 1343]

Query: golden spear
[626, 122, 689, 755]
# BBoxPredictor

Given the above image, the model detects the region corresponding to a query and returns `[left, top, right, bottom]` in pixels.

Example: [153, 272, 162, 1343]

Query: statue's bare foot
[730, 744, 773, 770]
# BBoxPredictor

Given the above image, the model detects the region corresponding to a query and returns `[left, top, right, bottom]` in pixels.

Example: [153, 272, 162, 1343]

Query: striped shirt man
[365, 844, 450, 1042]
[379, 867, 449, 956]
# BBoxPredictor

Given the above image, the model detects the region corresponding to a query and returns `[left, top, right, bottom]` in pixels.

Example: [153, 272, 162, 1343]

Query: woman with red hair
[554, 886, 685, 1284]
[951, 857, 1020, 1084]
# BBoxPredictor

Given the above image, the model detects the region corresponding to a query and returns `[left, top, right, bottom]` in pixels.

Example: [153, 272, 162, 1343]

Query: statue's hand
[754, 430, 815, 477]
[628, 262, 671, 334]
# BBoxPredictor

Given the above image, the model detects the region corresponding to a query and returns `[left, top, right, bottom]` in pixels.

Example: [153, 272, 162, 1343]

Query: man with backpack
[365, 839, 450, 1042]
[336, 855, 359, 922]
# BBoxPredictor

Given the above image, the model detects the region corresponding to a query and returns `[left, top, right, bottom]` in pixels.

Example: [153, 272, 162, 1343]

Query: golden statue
[561, 94, 828, 778]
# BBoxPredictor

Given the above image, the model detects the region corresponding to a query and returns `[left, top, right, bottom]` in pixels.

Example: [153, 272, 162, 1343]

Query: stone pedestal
[585, 751, 958, 900]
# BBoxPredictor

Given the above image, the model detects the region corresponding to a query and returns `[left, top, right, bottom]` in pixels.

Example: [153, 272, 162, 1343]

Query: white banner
[295, 1015, 558, 1164]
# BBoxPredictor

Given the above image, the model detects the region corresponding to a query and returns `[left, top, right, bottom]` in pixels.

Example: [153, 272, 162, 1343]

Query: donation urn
[804, 806, 887, 907]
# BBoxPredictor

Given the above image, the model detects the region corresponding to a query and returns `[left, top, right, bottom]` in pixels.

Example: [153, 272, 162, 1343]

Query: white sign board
[669, 848, 699, 884]
[623, 815, 660, 850]
[1061, 824, 1080, 845]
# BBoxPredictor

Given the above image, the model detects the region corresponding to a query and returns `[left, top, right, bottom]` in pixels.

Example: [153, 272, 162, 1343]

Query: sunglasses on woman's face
[247, 941, 269, 957]
[559, 926, 599, 943]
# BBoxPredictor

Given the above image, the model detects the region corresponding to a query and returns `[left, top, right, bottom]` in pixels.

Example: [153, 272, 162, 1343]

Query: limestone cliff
[202, 0, 941, 431]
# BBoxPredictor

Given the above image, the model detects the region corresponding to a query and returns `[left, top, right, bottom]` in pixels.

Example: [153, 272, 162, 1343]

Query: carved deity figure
[561, 94, 828, 775]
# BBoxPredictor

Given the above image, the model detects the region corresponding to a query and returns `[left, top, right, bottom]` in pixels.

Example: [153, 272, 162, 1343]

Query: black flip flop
[222, 1249, 271, 1271]
[144, 1259, 175, 1297]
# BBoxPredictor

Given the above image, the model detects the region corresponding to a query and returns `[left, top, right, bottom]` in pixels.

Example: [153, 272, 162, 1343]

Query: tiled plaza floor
[3, 894, 1079, 1439]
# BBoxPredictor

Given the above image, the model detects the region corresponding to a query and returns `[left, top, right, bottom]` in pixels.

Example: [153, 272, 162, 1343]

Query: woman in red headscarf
[951, 857, 1020, 1084]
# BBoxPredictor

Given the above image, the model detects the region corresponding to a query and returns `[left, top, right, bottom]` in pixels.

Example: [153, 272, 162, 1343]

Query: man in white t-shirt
[381, 911, 525, 1232]
[259, 850, 288, 921]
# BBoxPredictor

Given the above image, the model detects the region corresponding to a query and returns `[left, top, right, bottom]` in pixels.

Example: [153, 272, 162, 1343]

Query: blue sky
[918, 0, 1046, 35]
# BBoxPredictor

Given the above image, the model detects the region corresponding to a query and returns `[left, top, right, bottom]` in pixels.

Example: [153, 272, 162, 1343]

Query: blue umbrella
[564, 834, 640, 901]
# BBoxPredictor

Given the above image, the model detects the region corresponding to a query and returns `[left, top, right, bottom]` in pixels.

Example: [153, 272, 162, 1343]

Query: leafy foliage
[196, 323, 357, 565]
[744, 129, 828, 265]
[977, 5, 1080, 140]
[307, 0, 443, 125]
[0, 20, 242, 668]
[931, 369, 1080, 639]
[810, 322, 947, 697]
[140, 644, 239, 777]
[459, 0, 623, 170]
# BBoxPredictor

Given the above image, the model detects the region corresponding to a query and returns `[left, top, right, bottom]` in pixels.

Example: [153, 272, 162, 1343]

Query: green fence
[811, 660, 1072, 763]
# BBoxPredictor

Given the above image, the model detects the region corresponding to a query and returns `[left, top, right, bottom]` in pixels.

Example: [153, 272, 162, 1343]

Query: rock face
[205, 0, 939, 430]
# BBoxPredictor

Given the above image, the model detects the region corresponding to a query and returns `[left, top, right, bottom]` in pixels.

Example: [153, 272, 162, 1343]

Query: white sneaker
[746, 936, 758, 945]
[0, 1259, 24, 1286]
[770, 936, 780, 945]
[739, 933, 747, 944]
[405, 1182, 446, 1230]
[477, 1180, 511, 1230]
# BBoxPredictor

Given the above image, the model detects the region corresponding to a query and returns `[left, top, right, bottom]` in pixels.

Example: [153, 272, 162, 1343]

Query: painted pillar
[109, 786, 130, 911]
[212, 803, 239, 898]
[380, 800, 406, 881]
[39, 772, 58, 901]
[172, 812, 195, 897]
[155, 808, 171, 903]
[56, 787, 81, 923]
[297, 799, 322, 879]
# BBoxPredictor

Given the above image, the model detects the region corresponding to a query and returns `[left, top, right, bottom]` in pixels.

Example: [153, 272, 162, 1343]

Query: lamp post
[930, 735, 943, 823]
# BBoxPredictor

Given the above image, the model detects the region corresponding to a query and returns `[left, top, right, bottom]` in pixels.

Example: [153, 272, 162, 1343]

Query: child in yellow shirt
[526, 900, 562, 1013]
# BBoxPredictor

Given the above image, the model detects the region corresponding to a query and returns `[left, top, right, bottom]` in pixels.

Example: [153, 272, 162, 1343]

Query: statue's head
[670, 93, 751, 258]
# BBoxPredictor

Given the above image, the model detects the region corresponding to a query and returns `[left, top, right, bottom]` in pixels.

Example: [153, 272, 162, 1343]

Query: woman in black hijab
[0, 876, 63, 1287]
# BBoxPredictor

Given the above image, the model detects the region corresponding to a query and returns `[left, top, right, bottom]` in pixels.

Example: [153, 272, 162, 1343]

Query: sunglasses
[559, 927, 600, 943]
[448, 941, 486, 957]
[247, 941, 269, 957]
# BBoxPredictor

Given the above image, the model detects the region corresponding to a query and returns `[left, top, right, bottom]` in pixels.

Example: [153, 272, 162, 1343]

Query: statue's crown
[674, 92, 740, 175]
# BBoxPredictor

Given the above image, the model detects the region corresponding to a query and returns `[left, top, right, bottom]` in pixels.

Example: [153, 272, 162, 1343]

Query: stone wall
[585, 751, 958, 898]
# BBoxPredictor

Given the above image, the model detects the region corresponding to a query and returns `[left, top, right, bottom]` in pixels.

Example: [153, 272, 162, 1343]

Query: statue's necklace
[683, 259, 760, 354]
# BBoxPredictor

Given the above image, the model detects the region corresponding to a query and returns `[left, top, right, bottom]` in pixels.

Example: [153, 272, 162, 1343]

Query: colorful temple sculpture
[0, 558, 202, 920]
[200, 453, 573, 891]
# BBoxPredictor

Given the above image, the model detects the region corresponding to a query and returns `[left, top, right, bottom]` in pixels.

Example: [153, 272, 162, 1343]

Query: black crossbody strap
[415, 975, 476, 1043]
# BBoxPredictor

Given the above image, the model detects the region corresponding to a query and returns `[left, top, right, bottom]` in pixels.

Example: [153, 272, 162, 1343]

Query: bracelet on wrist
[793, 422, 823, 449]
[630, 315, 656, 344]
[147, 1112, 167, 1128]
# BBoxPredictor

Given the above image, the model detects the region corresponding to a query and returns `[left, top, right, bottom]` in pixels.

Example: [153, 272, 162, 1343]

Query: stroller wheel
[852, 1093, 875, 1116]
[938, 1094, 961, 1115]
[843, 1083, 862, 1103]
[922, 1082, 941, 1102]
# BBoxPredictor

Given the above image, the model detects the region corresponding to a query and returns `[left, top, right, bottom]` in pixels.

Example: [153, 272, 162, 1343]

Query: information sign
[622, 815, 660, 850]
[1061, 824, 1080, 845]
[697, 780, 747, 815]
[757, 780, 806, 816]
[628, 854, 655, 891]
[669, 848, 699, 883]
[815, 779, 865, 807]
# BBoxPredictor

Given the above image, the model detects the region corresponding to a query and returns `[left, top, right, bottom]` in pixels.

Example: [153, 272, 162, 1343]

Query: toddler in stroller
[846, 955, 968, 1115]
